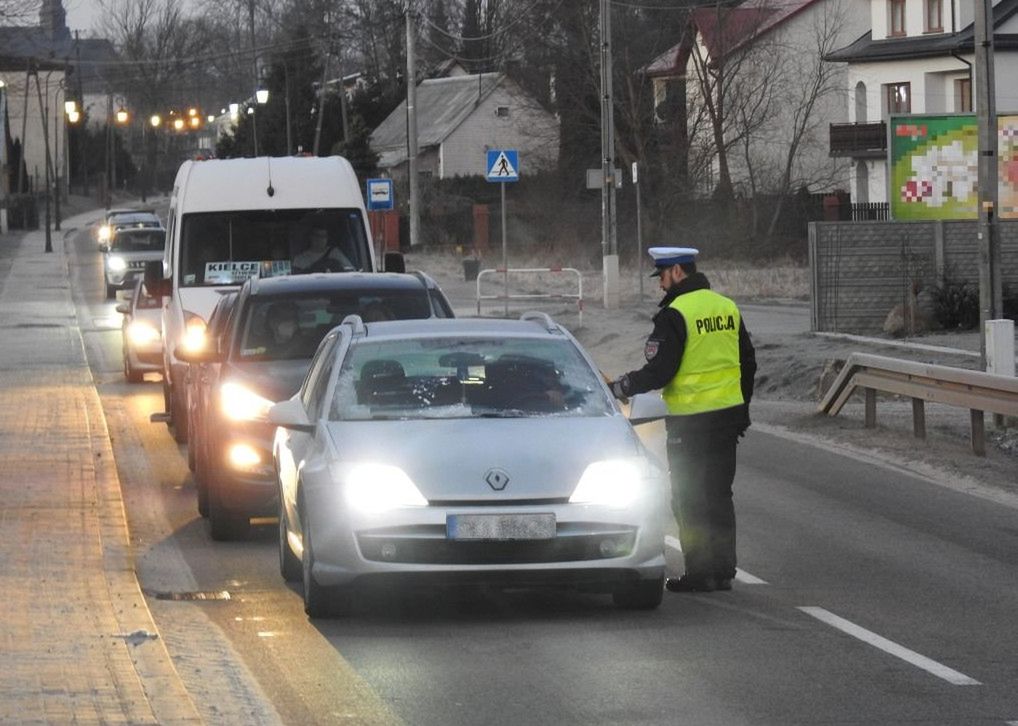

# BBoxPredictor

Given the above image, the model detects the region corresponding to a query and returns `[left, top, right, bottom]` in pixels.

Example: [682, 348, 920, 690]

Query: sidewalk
[0, 213, 200, 723]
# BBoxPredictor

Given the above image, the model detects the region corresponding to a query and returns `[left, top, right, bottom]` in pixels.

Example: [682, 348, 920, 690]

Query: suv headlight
[569, 458, 653, 508]
[106, 255, 127, 272]
[344, 463, 428, 513]
[126, 319, 160, 345]
[220, 381, 274, 422]
[98, 224, 112, 241]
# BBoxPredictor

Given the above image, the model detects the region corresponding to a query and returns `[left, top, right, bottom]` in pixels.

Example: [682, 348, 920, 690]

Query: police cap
[648, 247, 699, 277]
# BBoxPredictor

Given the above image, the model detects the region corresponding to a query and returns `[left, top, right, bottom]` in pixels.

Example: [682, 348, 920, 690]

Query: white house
[369, 72, 559, 180]
[645, 0, 869, 198]
[827, 0, 1018, 205]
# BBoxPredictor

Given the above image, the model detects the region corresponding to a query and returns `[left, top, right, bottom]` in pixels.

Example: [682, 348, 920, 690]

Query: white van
[147, 156, 400, 442]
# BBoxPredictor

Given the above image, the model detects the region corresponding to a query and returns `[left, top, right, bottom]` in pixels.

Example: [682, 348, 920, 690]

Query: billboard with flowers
[890, 114, 1018, 220]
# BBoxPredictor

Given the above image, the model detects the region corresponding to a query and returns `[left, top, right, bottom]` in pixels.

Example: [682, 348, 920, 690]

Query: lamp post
[64, 99, 81, 199]
[143, 113, 161, 202]
[106, 103, 129, 208]
[0, 79, 8, 234]
[253, 88, 268, 156]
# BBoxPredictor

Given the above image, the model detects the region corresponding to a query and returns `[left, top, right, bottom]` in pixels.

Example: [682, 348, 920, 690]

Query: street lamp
[255, 88, 269, 104]
[150, 114, 161, 128]
[115, 107, 129, 125]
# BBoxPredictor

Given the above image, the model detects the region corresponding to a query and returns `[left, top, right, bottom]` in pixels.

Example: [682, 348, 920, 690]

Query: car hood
[222, 359, 312, 402]
[107, 250, 163, 263]
[324, 416, 645, 501]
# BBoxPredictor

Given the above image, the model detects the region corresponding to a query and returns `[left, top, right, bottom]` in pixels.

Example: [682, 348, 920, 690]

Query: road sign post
[486, 149, 519, 317]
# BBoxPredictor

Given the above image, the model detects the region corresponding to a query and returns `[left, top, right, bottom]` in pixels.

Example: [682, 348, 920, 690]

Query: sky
[64, 0, 101, 35]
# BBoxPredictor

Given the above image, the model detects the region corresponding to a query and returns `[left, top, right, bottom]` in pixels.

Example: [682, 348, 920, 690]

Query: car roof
[114, 226, 164, 234]
[108, 209, 156, 217]
[246, 272, 438, 296]
[352, 317, 566, 341]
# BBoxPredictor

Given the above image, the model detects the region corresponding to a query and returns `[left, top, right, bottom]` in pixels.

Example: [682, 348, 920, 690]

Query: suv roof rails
[520, 311, 559, 332]
[341, 313, 366, 336]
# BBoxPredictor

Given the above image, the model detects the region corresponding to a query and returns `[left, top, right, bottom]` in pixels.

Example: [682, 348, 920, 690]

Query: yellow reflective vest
[661, 289, 745, 415]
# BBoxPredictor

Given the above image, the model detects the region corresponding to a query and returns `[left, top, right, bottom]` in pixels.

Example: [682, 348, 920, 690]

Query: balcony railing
[829, 122, 887, 158]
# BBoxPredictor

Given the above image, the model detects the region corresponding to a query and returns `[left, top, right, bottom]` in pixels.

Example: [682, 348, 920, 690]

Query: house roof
[0, 28, 118, 92]
[827, 0, 1018, 62]
[694, 0, 818, 58]
[370, 72, 502, 166]
[643, 0, 818, 77]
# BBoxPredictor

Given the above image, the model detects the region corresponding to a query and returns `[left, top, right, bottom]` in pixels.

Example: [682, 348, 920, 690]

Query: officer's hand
[608, 378, 629, 403]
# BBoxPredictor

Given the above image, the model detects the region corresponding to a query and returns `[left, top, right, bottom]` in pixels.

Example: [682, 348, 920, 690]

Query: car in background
[103, 226, 166, 299]
[269, 313, 669, 618]
[178, 271, 454, 540]
[185, 290, 238, 506]
[115, 278, 164, 383]
[97, 209, 162, 250]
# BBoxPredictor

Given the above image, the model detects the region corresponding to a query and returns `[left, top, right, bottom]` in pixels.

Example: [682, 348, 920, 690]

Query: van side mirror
[383, 252, 405, 274]
[144, 260, 170, 298]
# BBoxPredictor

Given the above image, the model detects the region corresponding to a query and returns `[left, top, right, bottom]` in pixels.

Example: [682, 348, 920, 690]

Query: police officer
[609, 247, 756, 593]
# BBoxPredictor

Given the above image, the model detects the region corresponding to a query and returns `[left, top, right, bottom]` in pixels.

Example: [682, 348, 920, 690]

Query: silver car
[271, 313, 668, 617]
[115, 278, 164, 383]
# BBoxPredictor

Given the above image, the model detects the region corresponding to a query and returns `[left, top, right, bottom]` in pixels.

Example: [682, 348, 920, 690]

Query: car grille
[357, 524, 637, 565]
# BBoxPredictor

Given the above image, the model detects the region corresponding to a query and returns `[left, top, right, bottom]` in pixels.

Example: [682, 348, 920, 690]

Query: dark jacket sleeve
[739, 320, 756, 404]
[621, 308, 686, 396]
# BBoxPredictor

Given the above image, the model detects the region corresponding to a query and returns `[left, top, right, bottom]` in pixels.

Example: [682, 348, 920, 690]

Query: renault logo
[485, 468, 510, 491]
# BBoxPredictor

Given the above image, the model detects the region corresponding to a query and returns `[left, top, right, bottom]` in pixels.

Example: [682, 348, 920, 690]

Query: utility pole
[33, 69, 53, 253]
[248, 0, 259, 156]
[599, 0, 619, 308]
[0, 80, 8, 234]
[406, 9, 421, 248]
[313, 34, 331, 156]
[974, 0, 1003, 367]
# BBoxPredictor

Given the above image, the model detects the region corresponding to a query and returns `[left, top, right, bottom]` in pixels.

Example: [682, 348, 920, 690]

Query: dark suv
[179, 271, 454, 540]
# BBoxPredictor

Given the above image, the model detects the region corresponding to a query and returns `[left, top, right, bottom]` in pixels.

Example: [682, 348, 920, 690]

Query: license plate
[447, 513, 556, 541]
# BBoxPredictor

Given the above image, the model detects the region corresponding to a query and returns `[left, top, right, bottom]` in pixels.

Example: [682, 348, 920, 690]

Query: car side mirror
[114, 303, 130, 315]
[626, 393, 669, 426]
[268, 398, 316, 434]
[383, 252, 405, 274]
[174, 340, 221, 365]
[143, 260, 170, 298]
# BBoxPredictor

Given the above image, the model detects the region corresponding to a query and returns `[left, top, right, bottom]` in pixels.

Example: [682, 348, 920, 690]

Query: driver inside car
[292, 227, 354, 273]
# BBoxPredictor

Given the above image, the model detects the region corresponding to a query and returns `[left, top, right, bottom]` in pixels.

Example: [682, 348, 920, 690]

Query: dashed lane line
[664, 535, 768, 584]
[798, 606, 981, 686]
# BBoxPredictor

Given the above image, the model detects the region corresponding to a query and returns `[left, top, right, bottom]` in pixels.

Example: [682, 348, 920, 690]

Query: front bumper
[212, 421, 277, 516]
[304, 493, 668, 589]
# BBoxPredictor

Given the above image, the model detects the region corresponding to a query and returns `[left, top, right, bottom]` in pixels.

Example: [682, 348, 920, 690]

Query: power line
[419, 0, 561, 43]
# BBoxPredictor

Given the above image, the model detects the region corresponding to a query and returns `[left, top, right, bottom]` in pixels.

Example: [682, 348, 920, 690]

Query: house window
[925, 0, 943, 32]
[494, 106, 510, 118]
[956, 78, 972, 112]
[886, 82, 911, 115]
[889, 0, 906, 36]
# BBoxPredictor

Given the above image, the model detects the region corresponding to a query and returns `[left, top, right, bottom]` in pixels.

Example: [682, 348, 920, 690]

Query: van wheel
[171, 385, 188, 444]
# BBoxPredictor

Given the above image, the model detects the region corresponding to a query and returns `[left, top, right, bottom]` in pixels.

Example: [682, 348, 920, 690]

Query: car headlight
[220, 381, 274, 422]
[98, 224, 112, 241]
[126, 319, 160, 346]
[180, 311, 207, 353]
[107, 255, 127, 272]
[344, 463, 428, 513]
[569, 458, 651, 508]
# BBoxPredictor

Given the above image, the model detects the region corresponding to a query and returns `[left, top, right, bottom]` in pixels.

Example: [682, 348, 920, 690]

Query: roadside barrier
[818, 352, 1018, 456]
[476, 267, 584, 326]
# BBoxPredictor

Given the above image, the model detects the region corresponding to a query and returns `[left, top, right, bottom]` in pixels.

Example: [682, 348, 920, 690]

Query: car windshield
[237, 291, 433, 362]
[111, 230, 165, 252]
[110, 213, 160, 227]
[331, 336, 612, 420]
[179, 208, 369, 287]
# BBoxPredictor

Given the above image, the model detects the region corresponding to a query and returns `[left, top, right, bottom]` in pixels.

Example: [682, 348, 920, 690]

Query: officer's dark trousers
[665, 423, 739, 581]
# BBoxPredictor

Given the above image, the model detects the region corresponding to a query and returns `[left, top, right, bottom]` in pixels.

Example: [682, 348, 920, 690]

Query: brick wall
[809, 221, 1018, 333]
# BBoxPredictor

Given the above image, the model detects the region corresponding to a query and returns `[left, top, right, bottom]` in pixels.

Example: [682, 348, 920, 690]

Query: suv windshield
[332, 337, 612, 420]
[237, 290, 433, 362]
[180, 208, 369, 287]
[111, 230, 165, 252]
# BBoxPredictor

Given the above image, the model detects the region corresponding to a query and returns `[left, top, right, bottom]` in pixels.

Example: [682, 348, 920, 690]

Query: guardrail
[476, 267, 584, 326]
[817, 352, 1018, 456]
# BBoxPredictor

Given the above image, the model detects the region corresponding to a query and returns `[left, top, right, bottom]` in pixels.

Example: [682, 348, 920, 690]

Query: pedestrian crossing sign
[486, 149, 519, 182]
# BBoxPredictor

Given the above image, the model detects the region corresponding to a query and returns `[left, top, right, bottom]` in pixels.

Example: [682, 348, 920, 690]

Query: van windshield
[179, 208, 370, 287]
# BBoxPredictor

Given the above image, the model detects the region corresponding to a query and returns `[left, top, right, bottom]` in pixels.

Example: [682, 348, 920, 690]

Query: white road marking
[664, 535, 767, 584]
[798, 607, 981, 686]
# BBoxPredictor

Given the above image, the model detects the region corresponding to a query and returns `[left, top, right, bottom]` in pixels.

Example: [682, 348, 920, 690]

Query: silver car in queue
[270, 312, 669, 618]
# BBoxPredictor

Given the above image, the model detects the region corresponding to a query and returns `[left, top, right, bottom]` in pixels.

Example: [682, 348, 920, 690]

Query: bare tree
[0, 0, 35, 25]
